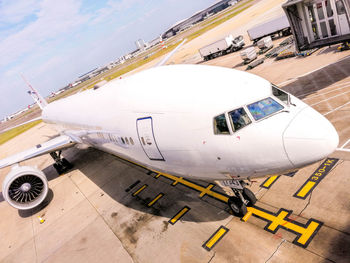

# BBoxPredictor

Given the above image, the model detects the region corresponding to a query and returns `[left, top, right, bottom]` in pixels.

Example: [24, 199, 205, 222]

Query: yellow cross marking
[171, 177, 183, 186]
[268, 210, 289, 231]
[247, 207, 322, 246]
[199, 184, 214, 198]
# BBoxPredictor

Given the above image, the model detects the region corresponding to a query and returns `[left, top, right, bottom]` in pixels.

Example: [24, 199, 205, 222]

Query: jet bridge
[283, 0, 350, 51]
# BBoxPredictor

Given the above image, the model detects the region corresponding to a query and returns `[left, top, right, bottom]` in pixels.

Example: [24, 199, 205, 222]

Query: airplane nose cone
[283, 107, 339, 167]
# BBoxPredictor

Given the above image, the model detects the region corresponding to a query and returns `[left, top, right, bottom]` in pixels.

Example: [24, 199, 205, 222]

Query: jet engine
[2, 166, 48, 210]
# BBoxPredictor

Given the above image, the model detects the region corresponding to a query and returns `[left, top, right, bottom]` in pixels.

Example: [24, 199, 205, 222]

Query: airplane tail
[21, 74, 48, 110]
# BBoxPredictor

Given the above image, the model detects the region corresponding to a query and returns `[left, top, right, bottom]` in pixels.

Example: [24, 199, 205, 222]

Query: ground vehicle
[247, 15, 291, 44]
[199, 34, 245, 61]
[283, 0, 350, 51]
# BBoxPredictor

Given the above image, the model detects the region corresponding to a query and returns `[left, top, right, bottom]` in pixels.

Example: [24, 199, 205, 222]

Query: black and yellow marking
[109, 154, 323, 249]
[132, 184, 148, 197]
[155, 172, 228, 203]
[247, 206, 323, 248]
[147, 193, 164, 207]
[260, 175, 280, 189]
[125, 180, 140, 192]
[169, 206, 191, 225]
[202, 226, 229, 251]
[294, 158, 338, 200]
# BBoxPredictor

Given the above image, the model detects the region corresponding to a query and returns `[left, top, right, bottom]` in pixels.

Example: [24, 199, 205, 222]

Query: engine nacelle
[2, 166, 48, 210]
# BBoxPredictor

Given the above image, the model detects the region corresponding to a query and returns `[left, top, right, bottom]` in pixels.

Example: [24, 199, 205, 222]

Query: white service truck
[199, 35, 245, 61]
[247, 15, 291, 44]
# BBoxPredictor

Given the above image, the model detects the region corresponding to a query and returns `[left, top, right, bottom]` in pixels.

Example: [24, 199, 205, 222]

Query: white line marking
[278, 56, 350, 87]
[335, 148, 350, 152]
[303, 82, 350, 101]
[311, 89, 350, 106]
[323, 101, 350, 116]
[340, 139, 350, 148]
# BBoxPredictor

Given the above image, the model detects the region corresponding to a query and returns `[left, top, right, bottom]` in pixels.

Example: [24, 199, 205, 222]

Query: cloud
[0, 0, 90, 69]
[0, 0, 40, 24]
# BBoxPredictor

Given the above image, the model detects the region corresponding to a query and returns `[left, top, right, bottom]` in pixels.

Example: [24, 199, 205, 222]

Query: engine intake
[2, 166, 48, 210]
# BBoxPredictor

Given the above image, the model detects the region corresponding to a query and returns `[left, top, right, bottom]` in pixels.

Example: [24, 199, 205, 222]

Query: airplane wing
[0, 134, 76, 169]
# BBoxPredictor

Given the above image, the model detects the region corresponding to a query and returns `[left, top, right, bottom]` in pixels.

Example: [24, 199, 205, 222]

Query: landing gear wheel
[62, 158, 73, 169]
[243, 188, 257, 206]
[228, 196, 247, 217]
[51, 152, 73, 175]
[53, 163, 63, 175]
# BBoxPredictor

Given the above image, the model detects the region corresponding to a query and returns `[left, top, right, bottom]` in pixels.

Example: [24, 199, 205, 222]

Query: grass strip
[0, 120, 42, 145]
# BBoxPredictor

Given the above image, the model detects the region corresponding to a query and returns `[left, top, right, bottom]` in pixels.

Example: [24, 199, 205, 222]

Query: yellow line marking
[147, 193, 164, 207]
[247, 207, 322, 247]
[132, 184, 147, 197]
[297, 221, 320, 245]
[157, 172, 228, 202]
[199, 184, 214, 198]
[262, 175, 279, 188]
[171, 177, 183, 186]
[114, 154, 322, 248]
[268, 210, 289, 231]
[242, 211, 253, 222]
[169, 207, 190, 225]
[203, 226, 229, 251]
[294, 158, 338, 199]
[297, 181, 316, 198]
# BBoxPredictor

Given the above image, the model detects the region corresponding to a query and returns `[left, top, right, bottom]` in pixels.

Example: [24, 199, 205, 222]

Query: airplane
[0, 41, 340, 217]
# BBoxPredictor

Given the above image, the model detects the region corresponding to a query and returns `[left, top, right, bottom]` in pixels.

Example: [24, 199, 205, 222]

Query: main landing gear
[226, 180, 257, 217]
[50, 151, 73, 175]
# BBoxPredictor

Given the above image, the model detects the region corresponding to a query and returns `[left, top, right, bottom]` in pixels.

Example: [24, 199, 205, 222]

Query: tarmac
[0, 0, 350, 262]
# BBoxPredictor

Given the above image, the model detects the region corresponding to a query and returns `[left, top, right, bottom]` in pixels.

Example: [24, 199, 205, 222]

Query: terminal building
[283, 0, 350, 51]
[162, 0, 236, 38]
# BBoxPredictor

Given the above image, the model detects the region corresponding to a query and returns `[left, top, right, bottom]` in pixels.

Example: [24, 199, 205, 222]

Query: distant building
[135, 39, 147, 51]
[162, 0, 232, 39]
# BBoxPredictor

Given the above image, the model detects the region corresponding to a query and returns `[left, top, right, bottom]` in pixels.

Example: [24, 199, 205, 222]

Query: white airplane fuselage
[42, 65, 339, 181]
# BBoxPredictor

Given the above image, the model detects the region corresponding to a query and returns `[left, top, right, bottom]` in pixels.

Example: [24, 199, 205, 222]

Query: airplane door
[137, 117, 165, 161]
[336, 0, 350, 35]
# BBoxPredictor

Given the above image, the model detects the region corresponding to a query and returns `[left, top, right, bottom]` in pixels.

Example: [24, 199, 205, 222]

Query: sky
[0, 0, 219, 119]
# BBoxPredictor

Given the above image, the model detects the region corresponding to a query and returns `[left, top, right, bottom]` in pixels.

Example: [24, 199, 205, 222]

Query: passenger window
[213, 114, 230, 134]
[130, 137, 134, 145]
[228, 108, 252, 132]
[248, 97, 284, 121]
[336, 0, 346, 14]
[272, 85, 289, 104]
[121, 137, 125, 144]
[125, 137, 129, 145]
[141, 137, 146, 145]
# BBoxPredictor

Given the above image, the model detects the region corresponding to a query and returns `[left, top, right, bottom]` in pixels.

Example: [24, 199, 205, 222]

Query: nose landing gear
[218, 180, 257, 217]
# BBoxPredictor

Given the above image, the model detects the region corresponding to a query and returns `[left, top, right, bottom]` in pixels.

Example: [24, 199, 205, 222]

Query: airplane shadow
[282, 55, 350, 99]
[35, 147, 231, 223]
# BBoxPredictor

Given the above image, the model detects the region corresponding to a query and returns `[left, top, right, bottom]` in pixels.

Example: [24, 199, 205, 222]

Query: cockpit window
[247, 97, 284, 121]
[228, 107, 252, 132]
[272, 85, 289, 104]
[214, 114, 230, 134]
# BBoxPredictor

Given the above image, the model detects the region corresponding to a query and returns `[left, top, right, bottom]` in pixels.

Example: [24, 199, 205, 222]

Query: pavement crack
[30, 211, 39, 263]
[208, 252, 216, 263]
[265, 239, 286, 263]
[298, 191, 312, 216]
